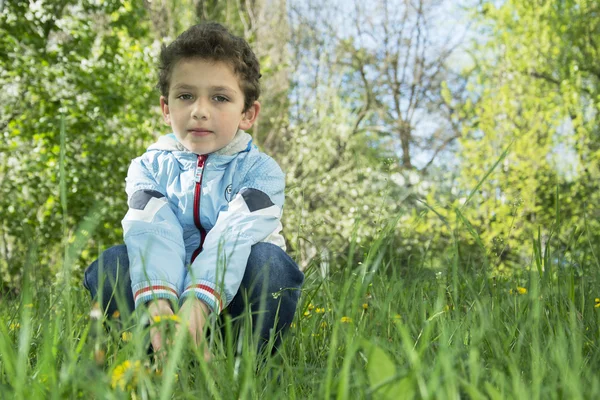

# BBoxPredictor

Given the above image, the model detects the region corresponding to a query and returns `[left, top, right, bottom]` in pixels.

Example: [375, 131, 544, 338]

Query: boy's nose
[191, 100, 209, 120]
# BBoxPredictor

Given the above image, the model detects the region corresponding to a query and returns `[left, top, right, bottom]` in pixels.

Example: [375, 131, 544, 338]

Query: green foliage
[0, 1, 158, 289]
[1, 209, 600, 397]
[456, 0, 600, 274]
[277, 91, 406, 266]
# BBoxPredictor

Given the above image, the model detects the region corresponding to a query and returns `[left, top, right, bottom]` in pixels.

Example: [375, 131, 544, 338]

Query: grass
[1, 125, 598, 398]
[1, 223, 600, 399]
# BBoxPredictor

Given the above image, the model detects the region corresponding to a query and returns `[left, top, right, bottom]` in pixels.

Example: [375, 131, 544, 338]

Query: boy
[83, 22, 304, 356]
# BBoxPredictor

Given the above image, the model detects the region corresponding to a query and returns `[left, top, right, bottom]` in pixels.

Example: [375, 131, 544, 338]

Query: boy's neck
[149, 130, 252, 156]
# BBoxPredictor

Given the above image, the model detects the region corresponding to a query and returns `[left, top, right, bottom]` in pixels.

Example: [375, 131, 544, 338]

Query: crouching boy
[83, 22, 304, 357]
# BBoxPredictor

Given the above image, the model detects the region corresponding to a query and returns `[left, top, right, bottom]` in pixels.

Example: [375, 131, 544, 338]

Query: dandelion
[121, 332, 133, 342]
[89, 303, 102, 320]
[9, 322, 20, 331]
[362, 303, 369, 310]
[595, 298, 600, 308]
[112, 310, 121, 319]
[320, 321, 327, 329]
[509, 287, 527, 295]
[111, 360, 142, 391]
[303, 310, 311, 317]
[307, 303, 315, 311]
[290, 322, 296, 329]
[340, 316, 353, 324]
[315, 307, 325, 314]
[152, 315, 180, 324]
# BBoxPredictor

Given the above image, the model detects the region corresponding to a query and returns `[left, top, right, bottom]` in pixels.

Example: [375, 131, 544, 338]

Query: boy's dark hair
[157, 22, 261, 112]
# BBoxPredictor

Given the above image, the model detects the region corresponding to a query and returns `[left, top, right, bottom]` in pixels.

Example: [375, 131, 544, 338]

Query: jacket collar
[147, 130, 253, 156]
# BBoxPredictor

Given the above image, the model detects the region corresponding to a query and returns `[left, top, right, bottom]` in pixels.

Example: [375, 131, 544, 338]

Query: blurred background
[1, 0, 598, 292]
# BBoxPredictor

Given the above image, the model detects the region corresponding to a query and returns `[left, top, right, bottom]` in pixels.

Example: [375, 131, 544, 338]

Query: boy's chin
[185, 142, 222, 155]
[179, 139, 212, 155]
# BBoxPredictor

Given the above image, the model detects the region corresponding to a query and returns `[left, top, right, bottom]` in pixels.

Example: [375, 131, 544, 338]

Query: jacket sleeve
[181, 157, 285, 314]
[121, 154, 186, 308]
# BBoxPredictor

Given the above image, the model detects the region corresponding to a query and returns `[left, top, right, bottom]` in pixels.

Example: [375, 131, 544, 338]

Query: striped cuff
[180, 280, 224, 314]
[132, 281, 179, 309]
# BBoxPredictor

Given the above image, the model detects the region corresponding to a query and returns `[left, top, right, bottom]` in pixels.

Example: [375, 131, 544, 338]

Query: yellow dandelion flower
[308, 303, 315, 311]
[111, 360, 141, 390]
[340, 316, 353, 323]
[112, 310, 121, 319]
[9, 322, 20, 330]
[290, 322, 296, 329]
[362, 303, 369, 310]
[517, 287, 527, 295]
[315, 307, 325, 313]
[595, 298, 600, 308]
[320, 321, 327, 329]
[303, 310, 311, 317]
[121, 332, 133, 342]
[152, 315, 180, 324]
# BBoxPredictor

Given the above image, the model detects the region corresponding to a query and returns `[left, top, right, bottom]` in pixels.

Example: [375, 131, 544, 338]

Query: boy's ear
[238, 101, 261, 131]
[160, 96, 172, 125]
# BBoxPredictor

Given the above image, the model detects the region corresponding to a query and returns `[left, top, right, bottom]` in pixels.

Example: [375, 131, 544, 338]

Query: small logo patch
[224, 184, 232, 202]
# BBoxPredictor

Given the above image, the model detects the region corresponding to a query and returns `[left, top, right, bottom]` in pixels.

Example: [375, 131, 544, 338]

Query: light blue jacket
[121, 130, 286, 313]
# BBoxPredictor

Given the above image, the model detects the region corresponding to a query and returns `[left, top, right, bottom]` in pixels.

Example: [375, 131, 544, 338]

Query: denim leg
[83, 244, 135, 316]
[225, 242, 304, 352]
[83, 242, 304, 352]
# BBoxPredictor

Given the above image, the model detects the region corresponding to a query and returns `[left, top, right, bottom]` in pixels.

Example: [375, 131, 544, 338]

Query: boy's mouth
[189, 128, 213, 137]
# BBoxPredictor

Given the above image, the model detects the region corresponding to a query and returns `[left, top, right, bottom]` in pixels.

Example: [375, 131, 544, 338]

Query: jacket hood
[147, 130, 253, 156]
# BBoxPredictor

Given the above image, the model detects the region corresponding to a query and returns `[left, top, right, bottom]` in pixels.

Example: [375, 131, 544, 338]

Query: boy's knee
[246, 242, 304, 290]
[82, 245, 130, 291]
[83, 262, 95, 295]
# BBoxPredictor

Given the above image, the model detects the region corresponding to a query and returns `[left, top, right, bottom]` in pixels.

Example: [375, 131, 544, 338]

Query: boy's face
[160, 59, 260, 155]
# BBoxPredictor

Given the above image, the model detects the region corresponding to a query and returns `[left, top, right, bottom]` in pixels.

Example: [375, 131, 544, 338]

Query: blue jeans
[83, 242, 304, 351]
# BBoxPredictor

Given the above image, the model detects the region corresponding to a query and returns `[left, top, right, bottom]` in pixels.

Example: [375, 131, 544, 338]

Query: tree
[456, 0, 600, 273]
[289, 0, 467, 174]
[0, 0, 157, 289]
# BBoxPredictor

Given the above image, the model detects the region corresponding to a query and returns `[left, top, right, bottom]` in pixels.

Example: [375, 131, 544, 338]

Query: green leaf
[362, 340, 414, 399]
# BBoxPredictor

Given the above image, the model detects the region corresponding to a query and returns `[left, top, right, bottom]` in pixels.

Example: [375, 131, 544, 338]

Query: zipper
[191, 154, 208, 263]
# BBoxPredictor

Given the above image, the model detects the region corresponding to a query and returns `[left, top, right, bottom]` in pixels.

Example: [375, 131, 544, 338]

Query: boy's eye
[177, 94, 194, 101]
[213, 95, 229, 103]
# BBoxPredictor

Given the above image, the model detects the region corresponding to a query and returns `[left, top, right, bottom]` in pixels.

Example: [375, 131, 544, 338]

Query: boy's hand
[147, 299, 175, 357]
[179, 297, 211, 361]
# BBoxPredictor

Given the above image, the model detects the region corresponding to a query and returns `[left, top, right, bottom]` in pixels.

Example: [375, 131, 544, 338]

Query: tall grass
[1, 126, 599, 398]
[1, 209, 599, 398]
